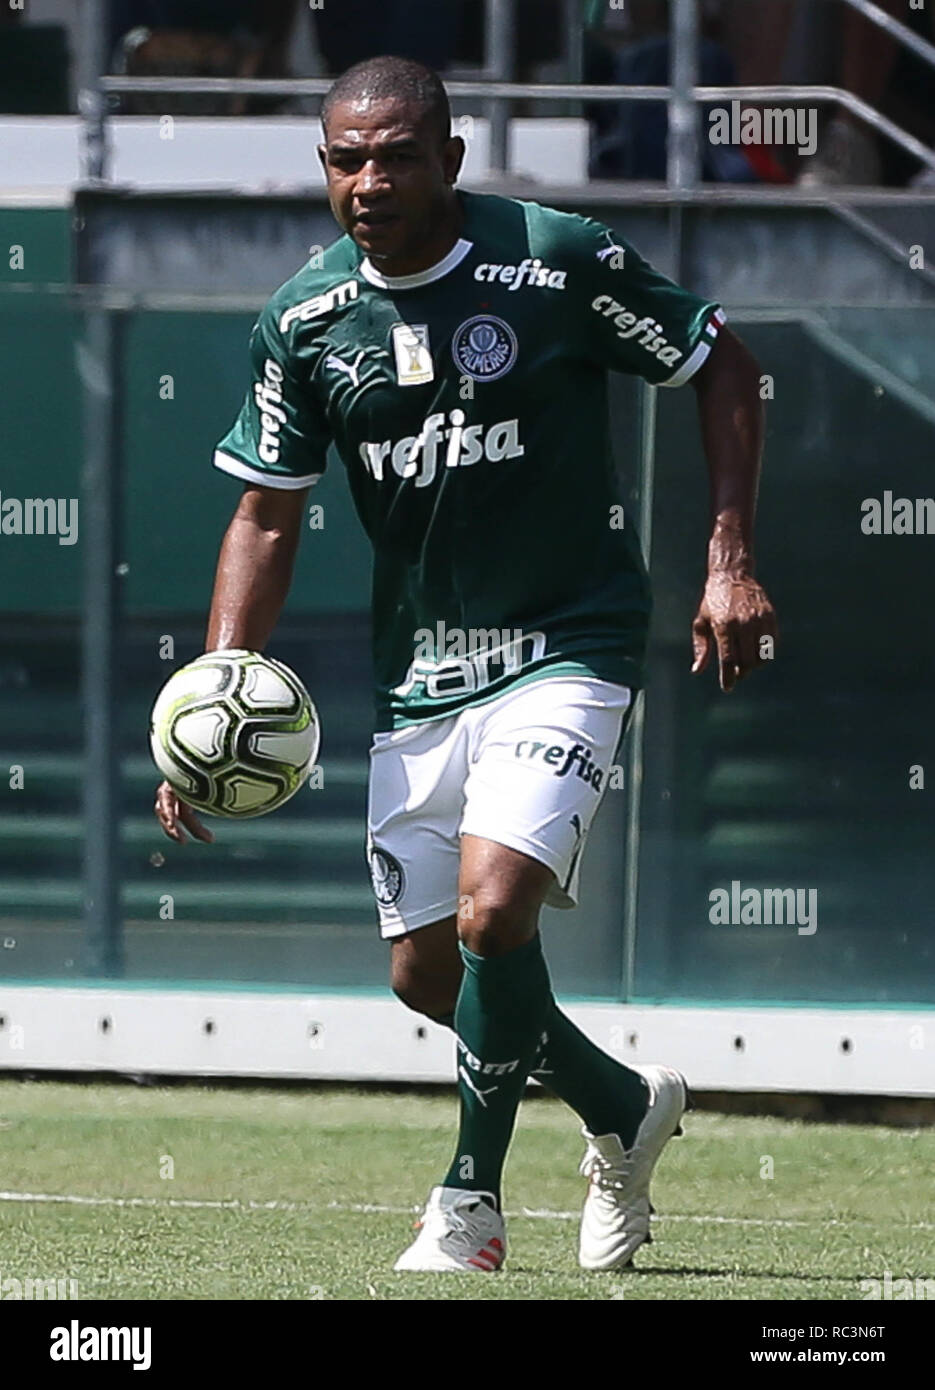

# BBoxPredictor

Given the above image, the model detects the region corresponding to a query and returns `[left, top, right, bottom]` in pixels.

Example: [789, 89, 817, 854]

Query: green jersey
[215, 190, 723, 731]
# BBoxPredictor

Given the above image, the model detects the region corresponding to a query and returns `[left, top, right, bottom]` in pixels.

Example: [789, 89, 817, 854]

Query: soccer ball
[150, 649, 320, 818]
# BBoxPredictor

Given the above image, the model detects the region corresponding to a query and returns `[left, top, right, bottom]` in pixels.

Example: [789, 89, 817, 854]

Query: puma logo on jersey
[278, 278, 359, 332]
[474, 257, 567, 290]
[359, 410, 523, 488]
[591, 295, 684, 367]
[325, 349, 366, 387]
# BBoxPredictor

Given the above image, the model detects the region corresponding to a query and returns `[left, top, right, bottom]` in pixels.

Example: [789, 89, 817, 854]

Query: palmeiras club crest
[451, 314, 518, 382]
[369, 845, 404, 907]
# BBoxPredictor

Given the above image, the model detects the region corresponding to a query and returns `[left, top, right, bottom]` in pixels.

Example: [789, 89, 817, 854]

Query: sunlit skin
[154, 93, 776, 847]
[690, 328, 777, 691]
[317, 96, 465, 276]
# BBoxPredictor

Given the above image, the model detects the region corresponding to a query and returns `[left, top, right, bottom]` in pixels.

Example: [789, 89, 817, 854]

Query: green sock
[436, 999, 649, 1151]
[530, 1008, 649, 1148]
[442, 933, 551, 1203]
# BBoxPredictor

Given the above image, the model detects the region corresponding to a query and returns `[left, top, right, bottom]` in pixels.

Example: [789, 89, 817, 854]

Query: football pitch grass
[1, 1078, 932, 1301]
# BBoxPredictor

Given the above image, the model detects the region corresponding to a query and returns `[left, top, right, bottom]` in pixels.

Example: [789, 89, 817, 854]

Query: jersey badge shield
[391, 323, 434, 386]
[451, 314, 518, 382]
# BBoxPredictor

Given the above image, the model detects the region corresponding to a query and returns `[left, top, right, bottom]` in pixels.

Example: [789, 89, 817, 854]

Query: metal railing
[74, 0, 935, 188]
[87, 79, 935, 183]
[840, 0, 935, 70]
[76, 0, 935, 187]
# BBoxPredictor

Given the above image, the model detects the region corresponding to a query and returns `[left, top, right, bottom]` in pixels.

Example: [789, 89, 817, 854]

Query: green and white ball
[150, 649, 319, 818]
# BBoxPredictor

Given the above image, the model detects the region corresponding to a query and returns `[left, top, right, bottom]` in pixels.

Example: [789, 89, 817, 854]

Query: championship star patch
[391, 323, 434, 385]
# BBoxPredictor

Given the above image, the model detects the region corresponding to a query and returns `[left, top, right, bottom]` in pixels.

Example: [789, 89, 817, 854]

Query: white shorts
[365, 676, 633, 939]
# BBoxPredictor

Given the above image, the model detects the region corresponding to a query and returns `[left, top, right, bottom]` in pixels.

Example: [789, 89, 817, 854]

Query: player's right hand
[154, 781, 215, 845]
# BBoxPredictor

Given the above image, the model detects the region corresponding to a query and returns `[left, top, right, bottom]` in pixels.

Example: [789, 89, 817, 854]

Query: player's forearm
[205, 487, 305, 651]
[693, 329, 765, 577]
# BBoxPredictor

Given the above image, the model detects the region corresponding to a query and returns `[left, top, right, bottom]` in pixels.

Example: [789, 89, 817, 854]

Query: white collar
[359, 237, 473, 290]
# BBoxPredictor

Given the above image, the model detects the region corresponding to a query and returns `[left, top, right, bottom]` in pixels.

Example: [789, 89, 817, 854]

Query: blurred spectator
[310, 0, 465, 75]
[108, 0, 295, 115]
[719, 0, 935, 187]
[585, 0, 782, 182]
[585, 0, 935, 187]
[0, 7, 69, 114]
[889, 8, 935, 187]
[796, 0, 899, 186]
[797, 0, 935, 187]
[107, 0, 465, 118]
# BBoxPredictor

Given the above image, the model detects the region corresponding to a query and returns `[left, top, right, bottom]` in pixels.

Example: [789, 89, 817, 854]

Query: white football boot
[393, 1186, 506, 1273]
[578, 1063, 689, 1271]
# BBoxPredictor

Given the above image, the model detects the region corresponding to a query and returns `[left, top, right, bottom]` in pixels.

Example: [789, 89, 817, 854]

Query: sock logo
[457, 1041, 520, 1076]
[513, 740, 605, 792]
[529, 1028, 553, 1079]
[457, 1066, 499, 1107]
[457, 1041, 520, 1107]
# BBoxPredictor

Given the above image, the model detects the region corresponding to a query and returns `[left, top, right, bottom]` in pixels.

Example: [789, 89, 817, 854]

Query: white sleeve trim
[213, 449, 323, 490]
[660, 307, 727, 389]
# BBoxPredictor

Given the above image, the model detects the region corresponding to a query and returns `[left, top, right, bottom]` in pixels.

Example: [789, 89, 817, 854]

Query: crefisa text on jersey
[254, 358, 287, 465]
[360, 409, 523, 487]
[591, 295, 685, 367]
[473, 257, 567, 290]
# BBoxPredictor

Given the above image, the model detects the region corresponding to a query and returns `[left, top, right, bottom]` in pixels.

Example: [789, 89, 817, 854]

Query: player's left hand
[691, 570, 777, 692]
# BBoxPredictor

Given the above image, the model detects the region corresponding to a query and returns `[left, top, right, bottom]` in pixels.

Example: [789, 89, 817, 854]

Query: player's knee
[458, 899, 537, 958]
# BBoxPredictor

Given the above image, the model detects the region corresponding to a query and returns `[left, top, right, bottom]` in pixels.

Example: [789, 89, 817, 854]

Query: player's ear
[316, 143, 328, 174]
[443, 134, 466, 186]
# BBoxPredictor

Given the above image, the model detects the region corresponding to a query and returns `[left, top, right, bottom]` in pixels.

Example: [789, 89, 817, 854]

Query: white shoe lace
[580, 1149, 636, 1195]
[419, 1197, 492, 1252]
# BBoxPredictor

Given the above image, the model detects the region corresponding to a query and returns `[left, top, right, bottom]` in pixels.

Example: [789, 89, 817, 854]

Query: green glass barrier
[1, 291, 932, 1002]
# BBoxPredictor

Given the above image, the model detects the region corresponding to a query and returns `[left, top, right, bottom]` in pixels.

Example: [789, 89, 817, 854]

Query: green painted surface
[2, 298, 934, 1005]
[0, 300, 372, 614]
[0, 206, 71, 284]
[122, 309, 372, 614]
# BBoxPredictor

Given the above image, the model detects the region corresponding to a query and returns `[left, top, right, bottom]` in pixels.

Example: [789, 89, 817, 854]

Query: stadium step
[0, 814, 364, 848]
[702, 759, 904, 811]
[0, 876, 373, 915]
[0, 751, 368, 789]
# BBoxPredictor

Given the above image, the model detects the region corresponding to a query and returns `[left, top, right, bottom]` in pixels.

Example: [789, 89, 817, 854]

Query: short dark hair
[321, 55, 451, 146]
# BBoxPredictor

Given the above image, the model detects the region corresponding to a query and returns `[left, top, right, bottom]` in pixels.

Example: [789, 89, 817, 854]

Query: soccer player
[154, 55, 776, 1273]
